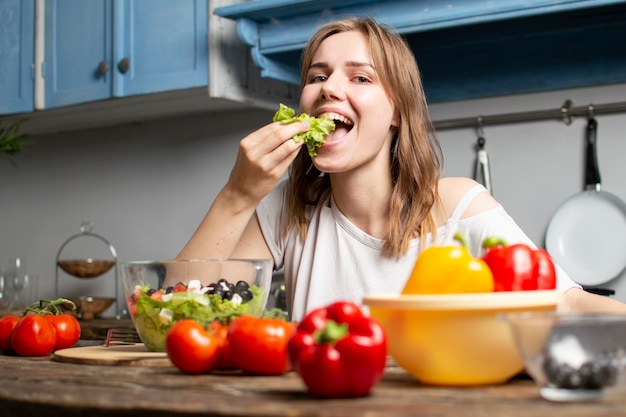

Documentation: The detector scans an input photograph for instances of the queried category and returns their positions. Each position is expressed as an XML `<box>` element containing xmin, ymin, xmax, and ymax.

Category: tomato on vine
<box><xmin>2</xmin><ymin>298</ymin><xmax>81</xmax><ymax>357</ymax></box>
<box><xmin>0</xmin><ymin>316</ymin><xmax>20</xmax><ymax>355</ymax></box>
<box><xmin>11</xmin><ymin>315</ymin><xmax>57</xmax><ymax>357</ymax></box>
<box><xmin>45</xmin><ymin>314</ymin><xmax>81</xmax><ymax>350</ymax></box>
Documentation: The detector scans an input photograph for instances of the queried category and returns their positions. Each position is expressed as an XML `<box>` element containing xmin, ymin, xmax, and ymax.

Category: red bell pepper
<box><xmin>287</xmin><ymin>301</ymin><xmax>387</xmax><ymax>398</ymax></box>
<box><xmin>481</xmin><ymin>237</ymin><xmax>557</xmax><ymax>291</ymax></box>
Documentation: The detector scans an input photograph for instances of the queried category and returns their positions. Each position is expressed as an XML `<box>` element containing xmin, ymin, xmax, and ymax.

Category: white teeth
<box><xmin>321</xmin><ymin>112</ymin><xmax>353</xmax><ymax>126</ymax></box>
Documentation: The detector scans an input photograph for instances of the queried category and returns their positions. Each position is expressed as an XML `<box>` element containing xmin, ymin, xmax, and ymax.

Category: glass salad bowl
<box><xmin>504</xmin><ymin>312</ymin><xmax>626</xmax><ymax>402</ymax></box>
<box><xmin>120</xmin><ymin>259</ymin><xmax>273</xmax><ymax>351</ymax></box>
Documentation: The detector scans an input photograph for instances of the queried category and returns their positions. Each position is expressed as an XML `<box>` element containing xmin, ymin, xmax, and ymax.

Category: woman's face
<box><xmin>299</xmin><ymin>31</ymin><xmax>398</xmax><ymax>174</ymax></box>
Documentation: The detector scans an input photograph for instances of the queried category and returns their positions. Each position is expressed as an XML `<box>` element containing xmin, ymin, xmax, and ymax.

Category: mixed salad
<box><xmin>128</xmin><ymin>278</ymin><xmax>265</xmax><ymax>351</ymax></box>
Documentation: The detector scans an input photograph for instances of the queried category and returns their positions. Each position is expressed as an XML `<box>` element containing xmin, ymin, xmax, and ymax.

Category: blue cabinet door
<box><xmin>113</xmin><ymin>0</ymin><xmax>208</xmax><ymax>97</ymax></box>
<box><xmin>44</xmin><ymin>0</ymin><xmax>207</xmax><ymax>108</ymax></box>
<box><xmin>0</xmin><ymin>0</ymin><xmax>35</xmax><ymax>115</ymax></box>
<box><xmin>44</xmin><ymin>0</ymin><xmax>112</xmax><ymax>108</ymax></box>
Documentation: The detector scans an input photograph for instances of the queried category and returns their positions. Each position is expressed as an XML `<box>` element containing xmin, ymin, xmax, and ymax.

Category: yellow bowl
<box><xmin>362</xmin><ymin>290</ymin><xmax>562</xmax><ymax>386</ymax></box>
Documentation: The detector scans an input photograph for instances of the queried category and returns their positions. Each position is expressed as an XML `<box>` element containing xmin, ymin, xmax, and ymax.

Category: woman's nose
<box><xmin>319</xmin><ymin>75</ymin><xmax>344</xmax><ymax>101</ymax></box>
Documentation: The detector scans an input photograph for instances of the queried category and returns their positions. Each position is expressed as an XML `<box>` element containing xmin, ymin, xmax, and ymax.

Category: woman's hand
<box><xmin>177</xmin><ymin>120</ymin><xmax>309</xmax><ymax>261</ymax></box>
<box><xmin>225</xmin><ymin>121</ymin><xmax>309</xmax><ymax>204</ymax></box>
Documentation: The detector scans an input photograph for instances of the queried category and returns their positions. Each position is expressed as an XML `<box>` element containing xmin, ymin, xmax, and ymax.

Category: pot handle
<box><xmin>585</xmin><ymin>117</ymin><xmax>602</xmax><ymax>191</ymax></box>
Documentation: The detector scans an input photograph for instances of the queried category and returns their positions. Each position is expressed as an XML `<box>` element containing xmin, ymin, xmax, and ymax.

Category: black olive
<box><xmin>238</xmin><ymin>289</ymin><xmax>253</xmax><ymax>302</ymax></box>
<box><xmin>213</xmin><ymin>286</ymin><xmax>226</xmax><ymax>298</ymax></box>
<box><xmin>165</xmin><ymin>286</ymin><xmax>174</xmax><ymax>294</ymax></box>
<box><xmin>221</xmin><ymin>287</ymin><xmax>233</xmax><ymax>300</ymax></box>
<box><xmin>205</xmin><ymin>283</ymin><xmax>216</xmax><ymax>295</ymax></box>
<box><xmin>235</xmin><ymin>280</ymin><xmax>250</xmax><ymax>291</ymax></box>
<box><xmin>542</xmin><ymin>354</ymin><xmax>619</xmax><ymax>389</ymax></box>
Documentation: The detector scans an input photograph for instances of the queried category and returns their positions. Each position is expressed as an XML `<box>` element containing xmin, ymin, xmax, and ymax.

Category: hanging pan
<box><xmin>545</xmin><ymin>115</ymin><xmax>626</xmax><ymax>286</ymax></box>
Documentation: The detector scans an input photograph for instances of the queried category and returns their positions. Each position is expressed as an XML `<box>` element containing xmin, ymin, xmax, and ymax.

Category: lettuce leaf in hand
<box><xmin>273</xmin><ymin>103</ymin><xmax>335</xmax><ymax>157</ymax></box>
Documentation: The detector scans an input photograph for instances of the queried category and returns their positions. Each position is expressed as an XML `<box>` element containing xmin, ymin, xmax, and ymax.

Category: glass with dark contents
<box><xmin>504</xmin><ymin>312</ymin><xmax>626</xmax><ymax>402</ymax></box>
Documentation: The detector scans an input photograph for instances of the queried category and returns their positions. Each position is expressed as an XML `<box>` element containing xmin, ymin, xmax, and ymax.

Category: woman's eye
<box><xmin>354</xmin><ymin>76</ymin><xmax>370</xmax><ymax>84</ymax></box>
<box><xmin>309</xmin><ymin>75</ymin><xmax>327</xmax><ymax>83</ymax></box>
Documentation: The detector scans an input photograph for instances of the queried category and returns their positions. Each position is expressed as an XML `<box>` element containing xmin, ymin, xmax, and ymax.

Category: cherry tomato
<box><xmin>0</xmin><ymin>316</ymin><xmax>20</xmax><ymax>355</ymax></box>
<box><xmin>166</xmin><ymin>319</ymin><xmax>219</xmax><ymax>375</ymax></box>
<box><xmin>45</xmin><ymin>314</ymin><xmax>81</xmax><ymax>350</ymax></box>
<box><xmin>149</xmin><ymin>291</ymin><xmax>164</xmax><ymax>301</ymax></box>
<box><xmin>11</xmin><ymin>314</ymin><xmax>57</xmax><ymax>357</ymax></box>
<box><xmin>127</xmin><ymin>288</ymin><xmax>143</xmax><ymax>318</ymax></box>
<box><xmin>227</xmin><ymin>315</ymin><xmax>296</xmax><ymax>375</ymax></box>
<box><xmin>173</xmin><ymin>283</ymin><xmax>187</xmax><ymax>293</ymax></box>
<box><xmin>210</xmin><ymin>321</ymin><xmax>237</xmax><ymax>371</ymax></box>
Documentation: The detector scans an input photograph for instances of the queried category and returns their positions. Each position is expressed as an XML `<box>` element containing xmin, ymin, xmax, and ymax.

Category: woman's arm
<box><xmin>560</xmin><ymin>287</ymin><xmax>626</xmax><ymax>313</ymax></box>
<box><xmin>176</xmin><ymin>120</ymin><xmax>308</xmax><ymax>260</ymax></box>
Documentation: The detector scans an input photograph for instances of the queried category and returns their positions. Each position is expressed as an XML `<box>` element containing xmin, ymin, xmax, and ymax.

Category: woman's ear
<box><xmin>391</xmin><ymin>110</ymin><xmax>400</xmax><ymax>128</ymax></box>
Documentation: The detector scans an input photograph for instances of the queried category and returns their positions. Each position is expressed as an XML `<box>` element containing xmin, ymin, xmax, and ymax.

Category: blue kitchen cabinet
<box><xmin>0</xmin><ymin>0</ymin><xmax>35</xmax><ymax>115</ymax></box>
<box><xmin>44</xmin><ymin>0</ymin><xmax>208</xmax><ymax>109</ymax></box>
<box><xmin>215</xmin><ymin>0</ymin><xmax>626</xmax><ymax>103</ymax></box>
<box><xmin>44</xmin><ymin>0</ymin><xmax>112</xmax><ymax>108</ymax></box>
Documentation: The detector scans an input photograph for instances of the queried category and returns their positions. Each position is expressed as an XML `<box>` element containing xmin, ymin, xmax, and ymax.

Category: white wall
<box><xmin>1</xmin><ymin>83</ymin><xmax>626</xmax><ymax>316</ymax></box>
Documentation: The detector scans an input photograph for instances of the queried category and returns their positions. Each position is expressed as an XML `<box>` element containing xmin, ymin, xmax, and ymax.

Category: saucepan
<box><xmin>545</xmin><ymin>117</ymin><xmax>626</xmax><ymax>287</ymax></box>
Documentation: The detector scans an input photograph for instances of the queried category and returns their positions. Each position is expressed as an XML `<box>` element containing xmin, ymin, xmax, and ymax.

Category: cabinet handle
<box><xmin>118</xmin><ymin>58</ymin><xmax>131</xmax><ymax>74</ymax></box>
<box><xmin>97</xmin><ymin>61</ymin><xmax>109</xmax><ymax>75</ymax></box>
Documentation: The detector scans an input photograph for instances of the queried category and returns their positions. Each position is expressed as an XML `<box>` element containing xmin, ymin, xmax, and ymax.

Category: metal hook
<box><xmin>560</xmin><ymin>99</ymin><xmax>574</xmax><ymax>125</ymax></box>
<box><xmin>476</xmin><ymin>116</ymin><xmax>485</xmax><ymax>143</ymax></box>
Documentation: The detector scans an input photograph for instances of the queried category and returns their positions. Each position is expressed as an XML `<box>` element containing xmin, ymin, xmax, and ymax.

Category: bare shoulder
<box><xmin>437</xmin><ymin>177</ymin><xmax>500</xmax><ymax>219</ymax></box>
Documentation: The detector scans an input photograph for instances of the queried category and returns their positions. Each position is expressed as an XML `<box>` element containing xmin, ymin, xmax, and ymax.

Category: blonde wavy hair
<box><xmin>284</xmin><ymin>16</ymin><xmax>443</xmax><ymax>257</ymax></box>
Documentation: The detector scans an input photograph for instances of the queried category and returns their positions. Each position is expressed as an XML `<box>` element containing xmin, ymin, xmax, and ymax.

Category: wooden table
<box><xmin>1</xmin><ymin>352</ymin><xmax>625</xmax><ymax>417</ymax></box>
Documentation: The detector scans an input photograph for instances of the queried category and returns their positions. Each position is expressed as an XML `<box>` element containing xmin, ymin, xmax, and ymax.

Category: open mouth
<box><xmin>320</xmin><ymin>112</ymin><xmax>354</xmax><ymax>140</ymax></box>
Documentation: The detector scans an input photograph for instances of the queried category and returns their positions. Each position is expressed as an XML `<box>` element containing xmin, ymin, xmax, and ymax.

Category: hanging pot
<box><xmin>545</xmin><ymin>117</ymin><xmax>626</xmax><ymax>286</ymax></box>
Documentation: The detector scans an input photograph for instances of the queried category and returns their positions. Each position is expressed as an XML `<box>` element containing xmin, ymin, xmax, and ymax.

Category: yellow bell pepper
<box><xmin>402</xmin><ymin>233</ymin><xmax>494</xmax><ymax>294</ymax></box>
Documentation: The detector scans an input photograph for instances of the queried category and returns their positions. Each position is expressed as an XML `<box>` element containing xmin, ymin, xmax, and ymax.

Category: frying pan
<box><xmin>545</xmin><ymin>117</ymin><xmax>626</xmax><ymax>286</ymax></box>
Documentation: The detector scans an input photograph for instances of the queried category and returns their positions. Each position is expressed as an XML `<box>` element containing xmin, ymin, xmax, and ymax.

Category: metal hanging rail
<box><xmin>433</xmin><ymin>100</ymin><xmax>626</xmax><ymax>131</ymax></box>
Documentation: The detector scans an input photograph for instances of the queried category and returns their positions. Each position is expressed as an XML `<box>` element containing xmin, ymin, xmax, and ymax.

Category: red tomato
<box><xmin>45</xmin><ymin>314</ymin><xmax>81</xmax><ymax>350</ymax></box>
<box><xmin>11</xmin><ymin>314</ymin><xmax>57</xmax><ymax>357</ymax></box>
<box><xmin>166</xmin><ymin>319</ymin><xmax>219</xmax><ymax>375</ymax></box>
<box><xmin>127</xmin><ymin>288</ymin><xmax>143</xmax><ymax>318</ymax></box>
<box><xmin>210</xmin><ymin>321</ymin><xmax>237</xmax><ymax>371</ymax></box>
<box><xmin>0</xmin><ymin>316</ymin><xmax>20</xmax><ymax>355</ymax></box>
<box><xmin>172</xmin><ymin>283</ymin><xmax>187</xmax><ymax>293</ymax></box>
<box><xmin>149</xmin><ymin>291</ymin><xmax>164</xmax><ymax>301</ymax></box>
<box><xmin>227</xmin><ymin>315</ymin><xmax>296</xmax><ymax>375</ymax></box>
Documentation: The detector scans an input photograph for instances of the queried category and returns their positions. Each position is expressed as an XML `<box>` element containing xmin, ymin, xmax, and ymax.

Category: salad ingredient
<box><xmin>0</xmin><ymin>316</ymin><xmax>20</xmax><ymax>355</ymax></box>
<box><xmin>481</xmin><ymin>237</ymin><xmax>557</xmax><ymax>291</ymax></box>
<box><xmin>227</xmin><ymin>315</ymin><xmax>296</xmax><ymax>375</ymax></box>
<box><xmin>11</xmin><ymin>315</ymin><xmax>57</xmax><ymax>357</ymax></box>
<box><xmin>45</xmin><ymin>314</ymin><xmax>81</xmax><ymax>350</ymax></box>
<box><xmin>129</xmin><ymin>279</ymin><xmax>264</xmax><ymax>352</ymax></box>
<box><xmin>3</xmin><ymin>298</ymin><xmax>81</xmax><ymax>356</ymax></box>
<box><xmin>402</xmin><ymin>232</ymin><xmax>494</xmax><ymax>294</ymax></box>
<box><xmin>273</xmin><ymin>103</ymin><xmax>336</xmax><ymax>157</ymax></box>
<box><xmin>166</xmin><ymin>319</ymin><xmax>219</xmax><ymax>375</ymax></box>
<box><xmin>210</xmin><ymin>320</ymin><xmax>237</xmax><ymax>370</ymax></box>
<box><xmin>288</xmin><ymin>301</ymin><xmax>387</xmax><ymax>398</ymax></box>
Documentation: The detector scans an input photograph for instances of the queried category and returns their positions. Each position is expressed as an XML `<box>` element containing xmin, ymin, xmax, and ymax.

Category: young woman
<box><xmin>178</xmin><ymin>17</ymin><xmax>625</xmax><ymax>321</ymax></box>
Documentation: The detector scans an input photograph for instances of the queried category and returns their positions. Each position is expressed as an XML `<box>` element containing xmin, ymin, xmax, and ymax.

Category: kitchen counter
<box><xmin>1</xmin><ymin>352</ymin><xmax>625</xmax><ymax>417</ymax></box>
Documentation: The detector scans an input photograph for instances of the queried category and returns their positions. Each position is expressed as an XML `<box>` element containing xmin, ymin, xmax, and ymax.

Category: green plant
<box><xmin>0</xmin><ymin>119</ymin><xmax>28</xmax><ymax>155</ymax></box>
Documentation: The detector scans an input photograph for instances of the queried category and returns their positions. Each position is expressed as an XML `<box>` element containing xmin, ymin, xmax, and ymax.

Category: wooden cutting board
<box><xmin>54</xmin><ymin>344</ymin><xmax>172</xmax><ymax>367</ymax></box>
